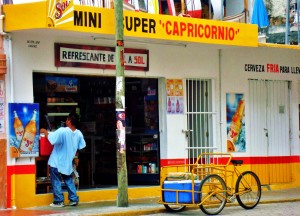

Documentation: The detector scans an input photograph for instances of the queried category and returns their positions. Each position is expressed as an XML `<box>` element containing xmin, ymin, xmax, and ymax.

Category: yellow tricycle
<box><xmin>159</xmin><ymin>153</ymin><xmax>261</xmax><ymax>215</ymax></box>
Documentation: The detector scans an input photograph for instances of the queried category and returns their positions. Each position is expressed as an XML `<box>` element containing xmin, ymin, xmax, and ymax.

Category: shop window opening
<box><xmin>33</xmin><ymin>73</ymin><xmax>160</xmax><ymax>194</ymax></box>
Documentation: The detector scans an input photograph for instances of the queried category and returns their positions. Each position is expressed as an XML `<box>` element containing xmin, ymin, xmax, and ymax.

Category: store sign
<box><xmin>4</xmin><ymin>1</ymin><xmax>258</xmax><ymax>47</ymax></box>
<box><xmin>55</xmin><ymin>43</ymin><xmax>149</xmax><ymax>71</ymax></box>
<box><xmin>245</xmin><ymin>63</ymin><xmax>300</xmax><ymax>74</ymax></box>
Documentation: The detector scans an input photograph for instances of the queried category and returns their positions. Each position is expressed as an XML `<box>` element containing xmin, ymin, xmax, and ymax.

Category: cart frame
<box><xmin>158</xmin><ymin>153</ymin><xmax>261</xmax><ymax>215</ymax></box>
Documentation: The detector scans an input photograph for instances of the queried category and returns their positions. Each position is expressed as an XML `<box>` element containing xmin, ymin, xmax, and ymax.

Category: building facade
<box><xmin>0</xmin><ymin>0</ymin><xmax>299</xmax><ymax>209</ymax></box>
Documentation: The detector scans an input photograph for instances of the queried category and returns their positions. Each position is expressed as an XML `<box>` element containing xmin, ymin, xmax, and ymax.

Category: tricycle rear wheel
<box><xmin>163</xmin><ymin>204</ymin><xmax>186</xmax><ymax>212</ymax></box>
<box><xmin>199</xmin><ymin>174</ymin><xmax>227</xmax><ymax>215</ymax></box>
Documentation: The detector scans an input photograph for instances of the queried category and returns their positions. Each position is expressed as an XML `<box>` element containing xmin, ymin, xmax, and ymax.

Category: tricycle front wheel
<box><xmin>164</xmin><ymin>204</ymin><xmax>186</xmax><ymax>212</ymax></box>
<box><xmin>235</xmin><ymin>171</ymin><xmax>261</xmax><ymax>209</ymax></box>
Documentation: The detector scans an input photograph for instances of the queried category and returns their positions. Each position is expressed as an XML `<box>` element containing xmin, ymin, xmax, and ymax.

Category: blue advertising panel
<box><xmin>45</xmin><ymin>76</ymin><xmax>78</xmax><ymax>93</ymax></box>
<box><xmin>9</xmin><ymin>103</ymin><xmax>39</xmax><ymax>158</ymax></box>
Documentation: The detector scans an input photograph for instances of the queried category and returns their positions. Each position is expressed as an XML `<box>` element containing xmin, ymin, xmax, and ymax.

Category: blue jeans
<box><xmin>49</xmin><ymin>166</ymin><xmax>79</xmax><ymax>203</ymax></box>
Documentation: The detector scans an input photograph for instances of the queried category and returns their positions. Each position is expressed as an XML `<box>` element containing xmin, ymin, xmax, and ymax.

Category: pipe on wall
<box><xmin>218</xmin><ymin>49</ymin><xmax>223</xmax><ymax>152</ymax></box>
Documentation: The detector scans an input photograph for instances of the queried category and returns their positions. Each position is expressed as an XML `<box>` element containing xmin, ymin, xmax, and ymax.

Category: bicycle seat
<box><xmin>231</xmin><ymin>159</ymin><xmax>243</xmax><ymax>165</ymax></box>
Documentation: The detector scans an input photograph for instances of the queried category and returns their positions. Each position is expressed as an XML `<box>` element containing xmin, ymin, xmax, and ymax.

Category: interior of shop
<box><xmin>33</xmin><ymin>73</ymin><xmax>160</xmax><ymax>193</ymax></box>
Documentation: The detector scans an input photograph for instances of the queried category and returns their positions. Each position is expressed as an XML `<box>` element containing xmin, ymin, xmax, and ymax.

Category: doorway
<box><xmin>249</xmin><ymin>79</ymin><xmax>292</xmax><ymax>185</ymax></box>
<box><xmin>185</xmin><ymin>79</ymin><xmax>215</xmax><ymax>163</ymax></box>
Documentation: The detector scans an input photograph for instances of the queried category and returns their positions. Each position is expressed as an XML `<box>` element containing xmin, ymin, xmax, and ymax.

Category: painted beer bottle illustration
<box><xmin>167</xmin><ymin>98</ymin><xmax>171</xmax><ymax>113</ymax></box>
<box><xmin>13</xmin><ymin>110</ymin><xmax>24</xmax><ymax>143</ymax></box>
<box><xmin>19</xmin><ymin>109</ymin><xmax>37</xmax><ymax>152</ymax></box>
<box><xmin>227</xmin><ymin>97</ymin><xmax>245</xmax><ymax>152</ymax></box>
<box><xmin>176</xmin><ymin>99</ymin><xmax>180</xmax><ymax>113</ymax></box>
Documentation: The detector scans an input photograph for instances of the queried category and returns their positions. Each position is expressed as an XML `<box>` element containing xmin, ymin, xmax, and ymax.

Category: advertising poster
<box><xmin>226</xmin><ymin>93</ymin><xmax>245</xmax><ymax>152</ymax></box>
<box><xmin>166</xmin><ymin>79</ymin><xmax>175</xmax><ymax>96</ymax></box>
<box><xmin>45</xmin><ymin>76</ymin><xmax>78</xmax><ymax>93</ymax></box>
<box><xmin>174</xmin><ymin>79</ymin><xmax>183</xmax><ymax>96</ymax></box>
<box><xmin>9</xmin><ymin>103</ymin><xmax>40</xmax><ymax>158</ymax></box>
<box><xmin>116</xmin><ymin>110</ymin><xmax>126</xmax><ymax>153</ymax></box>
<box><xmin>166</xmin><ymin>79</ymin><xmax>184</xmax><ymax>114</ymax></box>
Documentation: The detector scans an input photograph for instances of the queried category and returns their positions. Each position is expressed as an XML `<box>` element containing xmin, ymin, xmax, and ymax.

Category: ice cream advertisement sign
<box><xmin>9</xmin><ymin>103</ymin><xmax>40</xmax><ymax>158</ymax></box>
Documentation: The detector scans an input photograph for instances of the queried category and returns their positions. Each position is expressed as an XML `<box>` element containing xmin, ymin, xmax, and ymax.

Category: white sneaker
<box><xmin>67</xmin><ymin>201</ymin><xmax>78</xmax><ymax>206</ymax></box>
<box><xmin>49</xmin><ymin>202</ymin><xmax>64</xmax><ymax>207</ymax></box>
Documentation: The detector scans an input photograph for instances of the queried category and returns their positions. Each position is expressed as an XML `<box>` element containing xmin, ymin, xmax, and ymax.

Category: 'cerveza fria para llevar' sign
<box><xmin>245</xmin><ymin>63</ymin><xmax>300</xmax><ymax>74</ymax></box>
<box><xmin>55</xmin><ymin>43</ymin><xmax>149</xmax><ymax>71</ymax></box>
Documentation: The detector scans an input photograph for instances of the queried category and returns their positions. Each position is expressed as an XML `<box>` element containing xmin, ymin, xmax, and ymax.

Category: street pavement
<box><xmin>0</xmin><ymin>187</ymin><xmax>300</xmax><ymax>216</ymax></box>
<box><xmin>147</xmin><ymin>201</ymin><xmax>300</xmax><ymax>215</ymax></box>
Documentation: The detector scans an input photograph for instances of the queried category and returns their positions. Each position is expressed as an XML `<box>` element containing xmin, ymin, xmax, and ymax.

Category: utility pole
<box><xmin>297</xmin><ymin>0</ymin><xmax>300</xmax><ymax>45</ymax></box>
<box><xmin>114</xmin><ymin>0</ymin><xmax>128</xmax><ymax>207</ymax></box>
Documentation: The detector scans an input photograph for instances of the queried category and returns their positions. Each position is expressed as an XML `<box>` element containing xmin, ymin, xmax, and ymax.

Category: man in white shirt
<box><xmin>40</xmin><ymin>112</ymin><xmax>86</xmax><ymax>207</ymax></box>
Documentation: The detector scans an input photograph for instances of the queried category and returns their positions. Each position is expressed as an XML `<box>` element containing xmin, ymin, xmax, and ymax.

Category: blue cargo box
<box><xmin>163</xmin><ymin>180</ymin><xmax>201</xmax><ymax>203</ymax></box>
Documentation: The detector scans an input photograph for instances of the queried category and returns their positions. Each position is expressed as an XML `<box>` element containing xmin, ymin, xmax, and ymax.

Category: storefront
<box><xmin>2</xmin><ymin>1</ymin><xmax>300</xmax><ymax>209</ymax></box>
<box><xmin>35</xmin><ymin>73</ymin><xmax>160</xmax><ymax>191</ymax></box>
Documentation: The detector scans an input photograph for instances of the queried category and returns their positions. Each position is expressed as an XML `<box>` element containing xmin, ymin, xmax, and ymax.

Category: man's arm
<box><xmin>40</xmin><ymin>128</ymin><xmax>49</xmax><ymax>138</ymax></box>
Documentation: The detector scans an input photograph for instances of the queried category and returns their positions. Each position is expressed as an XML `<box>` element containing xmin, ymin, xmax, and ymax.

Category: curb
<box><xmin>99</xmin><ymin>208</ymin><xmax>166</xmax><ymax>216</ymax></box>
<box><xmin>260</xmin><ymin>198</ymin><xmax>300</xmax><ymax>204</ymax></box>
<box><xmin>82</xmin><ymin>198</ymin><xmax>300</xmax><ymax>216</ymax></box>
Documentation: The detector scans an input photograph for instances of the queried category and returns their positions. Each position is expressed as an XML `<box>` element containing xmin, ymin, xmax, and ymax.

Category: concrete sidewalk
<box><xmin>1</xmin><ymin>187</ymin><xmax>300</xmax><ymax>216</ymax></box>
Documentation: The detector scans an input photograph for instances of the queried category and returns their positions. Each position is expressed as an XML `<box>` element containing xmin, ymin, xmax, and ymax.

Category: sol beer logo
<box><xmin>55</xmin><ymin>0</ymin><xmax>71</xmax><ymax>19</ymax></box>
<box><xmin>47</xmin><ymin>0</ymin><xmax>73</xmax><ymax>28</ymax></box>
